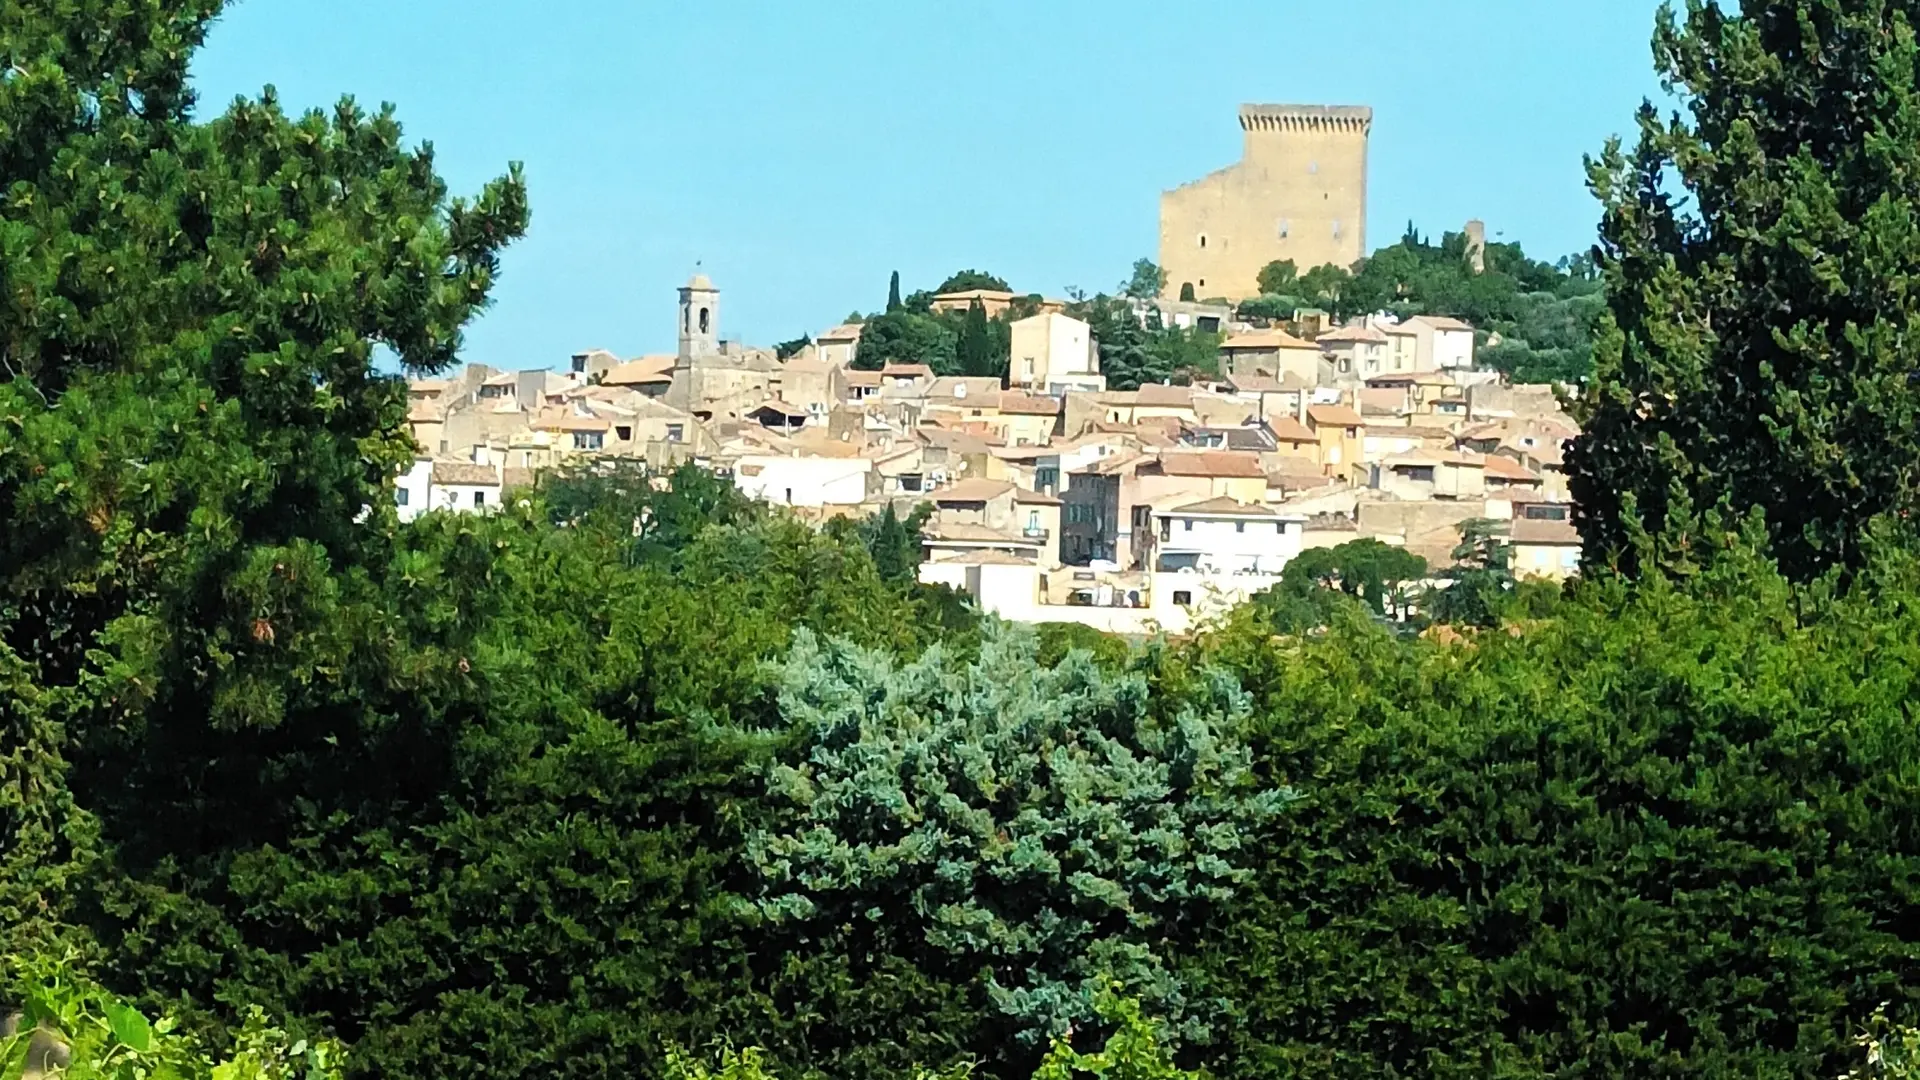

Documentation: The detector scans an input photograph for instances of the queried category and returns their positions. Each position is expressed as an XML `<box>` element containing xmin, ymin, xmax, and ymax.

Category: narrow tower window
<box><xmin>1198</xmin><ymin>234</ymin><xmax>1208</xmax><ymax>249</ymax></box>
<box><xmin>698</xmin><ymin>307</ymin><xmax>710</xmax><ymax>334</ymax></box>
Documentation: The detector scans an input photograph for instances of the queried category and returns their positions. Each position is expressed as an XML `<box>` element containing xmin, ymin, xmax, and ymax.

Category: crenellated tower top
<box><xmin>1237</xmin><ymin>104</ymin><xmax>1373</xmax><ymax>135</ymax></box>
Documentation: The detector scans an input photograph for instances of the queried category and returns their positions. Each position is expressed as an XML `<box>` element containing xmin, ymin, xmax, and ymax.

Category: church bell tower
<box><xmin>677</xmin><ymin>271</ymin><xmax>719</xmax><ymax>363</ymax></box>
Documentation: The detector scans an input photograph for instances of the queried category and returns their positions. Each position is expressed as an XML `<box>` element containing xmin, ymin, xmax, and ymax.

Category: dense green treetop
<box><xmin>1186</xmin><ymin>539</ymin><xmax>1920</xmax><ymax>1079</ymax></box>
<box><xmin>1123</xmin><ymin>260</ymin><xmax>1168</xmax><ymax>301</ymax></box>
<box><xmin>1254</xmin><ymin>260</ymin><xmax>1298</xmax><ymax>297</ymax></box>
<box><xmin>750</xmin><ymin>625</ymin><xmax>1289</xmax><ymax>1049</ymax></box>
<box><xmin>937</xmin><ymin>269</ymin><xmax>1013</xmax><ymax>293</ymax></box>
<box><xmin>0</xmin><ymin>0</ymin><xmax>527</xmax><ymax>954</ymax></box>
<box><xmin>1569</xmin><ymin>0</ymin><xmax>1920</xmax><ymax>581</ymax></box>
<box><xmin>1065</xmin><ymin>295</ymin><xmax>1220</xmax><ymax>390</ymax></box>
<box><xmin>1237</xmin><ymin>231</ymin><xmax>1602</xmax><ymax>385</ymax></box>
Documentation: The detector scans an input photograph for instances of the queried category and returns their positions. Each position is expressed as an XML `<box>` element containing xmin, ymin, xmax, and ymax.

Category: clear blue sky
<box><xmin>189</xmin><ymin>1</ymin><xmax>1664</xmax><ymax>370</ymax></box>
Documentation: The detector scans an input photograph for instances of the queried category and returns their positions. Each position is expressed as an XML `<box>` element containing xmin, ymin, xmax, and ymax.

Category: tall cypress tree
<box><xmin>1570</xmin><ymin>2</ymin><xmax>1920</xmax><ymax>579</ymax></box>
<box><xmin>887</xmin><ymin>269</ymin><xmax>902</xmax><ymax>312</ymax></box>
<box><xmin>958</xmin><ymin>298</ymin><xmax>995</xmax><ymax>378</ymax></box>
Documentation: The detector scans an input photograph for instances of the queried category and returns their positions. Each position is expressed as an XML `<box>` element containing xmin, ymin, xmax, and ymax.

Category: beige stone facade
<box><xmin>1160</xmin><ymin>104</ymin><xmax>1371</xmax><ymax>301</ymax></box>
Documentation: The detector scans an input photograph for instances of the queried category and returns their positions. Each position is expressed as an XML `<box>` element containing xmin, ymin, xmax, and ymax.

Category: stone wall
<box><xmin>1160</xmin><ymin>104</ymin><xmax>1371</xmax><ymax>301</ymax></box>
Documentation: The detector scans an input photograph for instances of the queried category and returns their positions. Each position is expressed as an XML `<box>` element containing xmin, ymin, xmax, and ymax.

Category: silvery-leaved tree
<box><xmin>1571</xmin><ymin>1</ymin><xmax>1920</xmax><ymax>579</ymax></box>
<box><xmin>748</xmin><ymin>624</ymin><xmax>1291</xmax><ymax>1054</ymax></box>
<box><xmin>0</xmin><ymin>0</ymin><xmax>527</xmax><ymax>950</ymax></box>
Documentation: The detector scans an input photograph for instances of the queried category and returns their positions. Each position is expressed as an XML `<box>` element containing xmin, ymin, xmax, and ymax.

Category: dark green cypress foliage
<box><xmin>958</xmin><ymin>299</ymin><xmax>997</xmax><ymax>378</ymax></box>
<box><xmin>1570</xmin><ymin>2</ymin><xmax>1920</xmax><ymax>579</ymax></box>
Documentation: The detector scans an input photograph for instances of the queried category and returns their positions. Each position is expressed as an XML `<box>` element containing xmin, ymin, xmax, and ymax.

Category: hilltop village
<box><xmin>403</xmin><ymin>263</ymin><xmax>1575</xmax><ymax>633</ymax></box>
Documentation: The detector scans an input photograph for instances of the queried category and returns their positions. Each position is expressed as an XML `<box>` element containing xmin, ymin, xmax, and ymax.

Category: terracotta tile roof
<box><xmin>926</xmin><ymin>522</ymin><xmax>1040</xmax><ymax>545</ymax></box>
<box><xmin>1166</xmin><ymin>496</ymin><xmax>1279</xmax><ymax>516</ymax></box>
<box><xmin>430</xmin><ymin>462</ymin><xmax>499</xmax><ymax>486</ymax></box>
<box><xmin>1135</xmin><ymin>384</ymin><xmax>1195</xmax><ymax>408</ymax></box>
<box><xmin>998</xmin><ymin>391</ymin><xmax>1062</xmax><ymax>415</ymax></box>
<box><xmin>1221</xmin><ymin>329</ymin><xmax>1319</xmax><ymax>350</ymax></box>
<box><xmin>530</xmin><ymin>407</ymin><xmax>611</xmax><ymax>433</ymax></box>
<box><xmin>1317</xmin><ymin>325</ymin><xmax>1390</xmax><ymax>344</ymax></box>
<box><xmin>1385</xmin><ymin>449</ymin><xmax>1481</xmax><ymax>468</ymax></box>
<box><xmin>1307</xmin><ymin>404</ymin><xmax>1366</xmax><ymax>428</ymax></box>
<box><xmin>932</xmin><ymin>478</ymin><xmax>1015</xmax><ymax>502</ymax></box>
<box><xmin>1013</xmin><ymin>486</ymin><xmax>1062</xmax><ymax>505</ymax></box>
<box><xmin>930</xmin><ymin>548</ymin><xmax>1038</xmax><ymax>565</ymax></box>
<box><xmin>1225</xmin><ymin>373</ymin><xmax>1284</xmax><ymax>393</ymax></box>
<box><xmin>845</xmin><ymin>369</ymin><xmax>883</xmax><ymax>387</ymax></box>
<box><xmin>881</xmin><ymin>362</ymin><xmax>934</xmax><ymax>379</ymax></box>
<box><xmin>602</xmin><ymin>356</ymin><xmax>676</xmax><ymax>386</ymax></box>
<box><xmin>816</xmin><ymin>322</ymin><xmax>865</xmax><ymax>343</ymax></box>
<box><xmin>1411</xmin><ymin>315</ymin><xmax>1476</xmax><ymax>333</ymax></box>
<box><xmin>1268</xmin><ymin>415</ymin><xmax>1317</xmax><ymax>442</ymax></box>
<box><xmin>409</xmin><ymin>379</ymin><xmax>450</xmax><ymax>394</ymax></box>
<box><xmin>928</xmin><ymin>376</ymin><xmax>1004</xmax><ymax>401</ymax></box>
<box><xmin>1482</xmin><ymin>454</ymin><xmax>1542</xmax><ymax>482</ymax></box>
<box><xmin>1154</xmin><ymin>451</ymin><xmax>1265</xmax><ymax>478</ymax></box>
<box><xmin>407</xmin><ymin>402</ymin><xmax>444</xmax><ymax>424</ymax></box>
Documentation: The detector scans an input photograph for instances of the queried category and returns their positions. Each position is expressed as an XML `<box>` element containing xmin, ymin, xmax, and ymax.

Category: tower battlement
<box><xmin>1237</xmin><ymin>104</ymin><xmax>1373</xmax><ymax>135</ymax></box>
<box><xmin>1160</xmin><ymin>103</ymin><xmax>1372</xmax><ymax>301</ymax></box>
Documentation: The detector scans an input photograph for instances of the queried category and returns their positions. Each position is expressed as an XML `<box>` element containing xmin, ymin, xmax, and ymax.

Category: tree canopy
<box><xmin>1124</xmin><ymin>259</ymin><xmax>1167</xmax><ymax>300</ymax></box>
<box><xmin>13</xmin><ymin>5</ymin><xmax>1920</xmax><ymax>1080</ymax></box>
<box><xmin>1568</xmin><ymin>1</ymin><xmax>1920</xmax><ymax>581</ymax></box>
<box><xmin>936</xmin><ymin>269</ymin><xmax>1012</xmax><ymax>294</ymax></box>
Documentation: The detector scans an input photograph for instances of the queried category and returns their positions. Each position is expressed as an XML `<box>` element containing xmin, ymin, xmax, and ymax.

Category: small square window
<box><xmin>1173</xmin><ymin>590</ymin><xmax>1193</xmax><ymax>607</ymax></box>
<box><xmin>395</xmin><ymin>488</ymin><xmax>410</xmax><ymax>507</ymax></box>
<box><xmin>1235</xmin><ymin>521</ymin><xmax>1245</xmax><ymax>533</ymax></box>
<box><xmin>472</xmin><ymin>491</ymin><xmax>486</xmax><ymax>507</ymax></box>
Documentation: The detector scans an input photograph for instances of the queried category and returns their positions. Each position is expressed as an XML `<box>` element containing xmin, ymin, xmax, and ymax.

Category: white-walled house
<box><xmin>428</xmin><ymin>461</ymin><xmax>503</xmax><ymax>513</ymax></box>
<box><xmin>733</xmin><ymin>455</ymin><xmax>874</xmax><ymax>508</ymax></box>
<box><xmin>1146</xmin><ymin>496</ymin><xmax>1305</xmax><ymax>576</ymax></box>
<box><xmin>1145</xmin><ymin>496</ymin><xmax>1306</xmax><ymax>630</ymax></box>
<box><xmin>815</xmin><ymin>323</ymin><xmax>863</xmax><ymax>368</ymax></box>
<box><xmin>396</xmin><ymin>457</ymin><xmax>433</xmax><ymax>522</ymax></box>
<box><xmin>1009</xmin><ymin>312</ymin><xmax>1105</xmax><ymax>395</ymax></box>
<box><xmin>1406</xmin><ymin>315</ymin><xmax>1477</xmax><ymax>370</ymax></box>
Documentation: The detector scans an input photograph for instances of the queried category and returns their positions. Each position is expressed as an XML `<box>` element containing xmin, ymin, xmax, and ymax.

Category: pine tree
<box><xmin>0</xmin><ymin>0</ymin><xmax>527</xmax><ymax>952</ymax></box>
<box><xmin>887</xmin><ymin>269</ymin><xmax>902</xmax><ymax>312</ymax></box>
<box><xmin>1570</xmin><ymin>2</ymin><xmax>1920</xmax><ymax>579</ymax></box>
